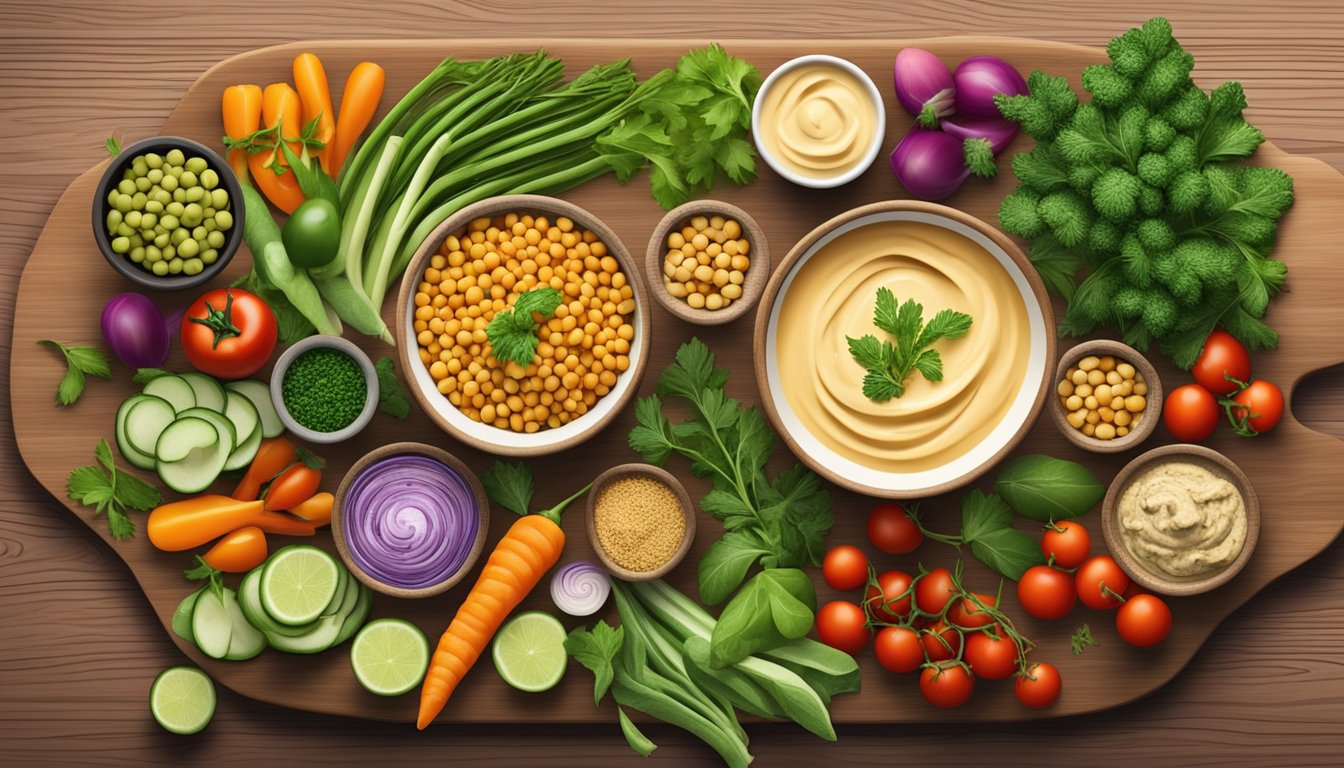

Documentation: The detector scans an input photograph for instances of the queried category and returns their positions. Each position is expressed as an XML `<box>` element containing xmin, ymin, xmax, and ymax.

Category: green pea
<box><xmin>153</xmin><ymin>189</ymin><xmax>172</xmax><ymax>206</ymax></box>
<box><xmin>122</xmin><ymin>169</ymin><xmax>136</xmax><ymax>182</ymax></box>
<box><xmin>130</xmin><ymin>247</ymin><xmax>146</xmax><ymax>264</ymax></box>
<box><xmin>117</xmin><ymin>179</ymin><xmax>136</xmax><ymax>195</ymax></box>
<box><xmin>201</xmin><ymin>169</ymin><xmax>219</xmax><ymax>190</ymax></box>
<box><xmin>114</xmin><ymin>194</ymin><xmax>134</xmax><ymax>212</ymax></box>
<box><xmin>129</xmin><ymin>234</ymin><xmax>144</xmax><ymax>248</ymax></box>
<box><xmin>107</xmin><ymin>190</ymin><xmax>119</xmax><ymax>206</ymax></box>
<box><xmin>206</xmin><ymin>230</ymin><xmax>226</xmax><ymax>249</ymax></box>
<box><xmin>162</xmin><ymin>244</ymin><xmax>176</xmax><ymax>260</ymax></box>
<box><xmin>203</xmin><ymin>218</ymin><xmax>218</xmax><ymax>232</ymax></box>
<box><xmin>131</xmin><ymin>192</ymin><xmax>148</xmax><ymax>209</ymax></box>
<box><xmin>171</xmin><ymin>228</ymin><xmax>190</xmax><ymax>245</ymax></box>
<box><xmin>214</xmin><ymin>210</ymin><xmax>233</xmax><ymax>230</ymax></box>
<box><xmin>147</xmin><ymin>168</ymin><xmax>164</xmax><ymax>184</ymax></box>
<box><xmin>153</xmin><ymin>233</ymin><xmax>170</xmax><ymax>249</ymax></box>
<box><xmin>183</xmin><ymin>203</ymin><xmax>203</xmax><ymax>226</ymax></box>
<box><xmin>178</xmin><ymin>238</ymin><xmax>200</xmax><ymax>258</ymax></box>
<box><xmin>202</xmin><ymin>207</ymin><xmax>215</xmax><ymax>218</ymax></box>
<box><xmin>185</xmin><ymin>156</ymin><xmax>208</xmax><ymax>174</ymax></box>
<box><xmin>161</xmin><ymin>174</ymin><xmax>178</xmax><ymax>192</ymax></box>
<box><xmin>168</xmin><ymin>257</ymin><xmax>184</xmax><ymax>274</ymax></box>
<box><xmin>134</xmin><ymin>176</ymin><xmax>152</xmax><ymax>192</ymax></box>
<box><xmin>116</xmin><ymin>223</ymin><xmax>135</xmax><ymax>238</ymax></box>
<box><xmin>141</xmin><ymin>212</ymin><xmax>158</xmax><ymax>228</ymax></box>
<box><xmin>145</xmin><ymin>245</ymin><xmax>162</xmax><ymax>262</ymax></box>
<box><xmin>151</xmin><ymin>260</ymin><xmax>169</xmax><ymax>276</ymax></box>
<box><xmin>172</xmin><ymin>188</ymin><xmax>186</xmax><ymax>204</ymax></box>
<box><xmin>153</xmin><ymin>224</ymin><xmax>167</xmax><ymax>237</ymax></box>
<box><xmin>192</xmin><ymin>225</ymin><xmax>207</xmax><ymax>241</ymax></box>
<box><xmin>160</xmin><ymin>214</ymin><xmax>179</xmax><ymax>230</ymax></box>
<box><xmin>111</xmin><ymin>236</ymin><xmax>130</xmax><ymax>254</ymax></box>
<box><xmin>184</xmin><ymin>186</ymin><xmax>205</xmax><ymax>203</ymax></box>
<box><xmin>165</xmin><ymin>149</ymin><xmax>184</xmax><ymax>166</ymax></box>
<box><xmin>132</xmin><ymin>157</ymin><xmax>148</xmax><ymax>176</ymax></box>
<box><xmin>144</xmin><ymin>200</ymin><xmax>163</xmax><ymax>214</ymax></box>
<box><xmin>106</xmin><ymin>210</ymin><xmax>123</xmax><ymax>231</ymax></box>
<box><xmin>122</xmin><ymin>210</ymin><xmax>139</xmax><ymax>229</ymax></box>
<box><xmin>210</xmin><ymin>189</ymin><xmax>229</xmax><ymax>209</ymax></box>
<box><xmin>167</xmin><ymin>165</ymin><xmax>183</xmax><ymax>179</ymax></box>
<box><xmin>145</xmin><ymin>153</ymin><xmax>163</xmax><ymax>169</ymax></box>
<box><xmin>183</xmin><ymin>258</ymin><xmax>204</xmax><ymax>276</ymax></box>
<box><xmin>180</xmin><ymin>170</ymin><xmax>197</xmax><ymax>188</ymax></box>
<box><xmin>140</xmin><ymin>228</ymin><xmax>155</xmax><ymax>240</ymax></box>
<box><xmin>201</xmin><ymin>248</ymin><xmax>218</xmax><ymax>265</ymax></box>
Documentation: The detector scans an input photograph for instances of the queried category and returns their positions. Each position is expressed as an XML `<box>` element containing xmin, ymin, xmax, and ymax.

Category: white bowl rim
<box><xmin>270</xmin><ymin>334</ymin><xmax>379</xmax><ymax>445</ymax></box>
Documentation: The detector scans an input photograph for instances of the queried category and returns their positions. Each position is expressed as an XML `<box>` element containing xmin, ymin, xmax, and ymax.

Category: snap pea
<box><xmin>239</xmin><ymin>184</ymin><xmax>340</xmax><ymax>336</ymax></box>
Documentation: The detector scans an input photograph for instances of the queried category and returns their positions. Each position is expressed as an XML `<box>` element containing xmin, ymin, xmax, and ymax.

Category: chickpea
<box><xmin>1058</xmin><ymin>354</ymin><xmax>1148</xmax><ymax>441</ymax></box>
<box><xmin>661</xmin><ymin>214</ymin><xmax>753</xmax><ymax>310</ymax></box>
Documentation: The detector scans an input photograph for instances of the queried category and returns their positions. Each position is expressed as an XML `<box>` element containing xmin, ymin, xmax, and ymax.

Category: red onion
<box><xmin>101</xmin><ymin>292</ymin><xmax>170</xmax><ymax>368</ymax></box>
<box><xmin>952</xmin><ymin>56</ymin><xmax>1028</xmax><ymax>119</ymax></box>
<box><xmin>941</xmin><ymin>116</ymin><xmax>1020</xmax><ymax>155</ymax></box>
<box><xmin>893</xmin><ymin>47</ymin><xmax>955</xmax><ymax>127</ymax></box>
<box><xmin>891</xmin><ymin>127</ymin><xmax>971</xmax><ymax>201</ymax></box>
<box><xmin>342</xmin><ymin>455</ymin><xmax>481</xmax><ymax>590</ymax></box>
<box><xmin>550</xmin><ymin>561</ymin><xmax>611</xmax><ymax>616</ymax></box>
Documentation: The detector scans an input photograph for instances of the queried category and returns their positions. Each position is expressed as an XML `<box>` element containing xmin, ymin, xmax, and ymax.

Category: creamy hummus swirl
<box><xmin>775</xmin><ymin>220</ymin><xmax>1030</xmax><ymax>472</ymax></box>
<box><xmin>757</xmin><ymin>63</ymin><xmax>877</xmax><ymax>180</ymax></box>
<box><xmin>1118</xmin><ymin>460</ymin><xmax>1247</xmax><ymax>578</ymax></box>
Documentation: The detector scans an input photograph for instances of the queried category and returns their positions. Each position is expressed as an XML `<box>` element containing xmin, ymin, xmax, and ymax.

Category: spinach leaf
<box><xmin>564</xmin><ymin>621</ymin><xmax>624</xmax><ymax>706</ymax></box>
<box><xmin>996</xmin><ymin>455</ymin><xmax>1106</xmax><ymax>521</ymax></box>
<box><xmin>709</xmin><ymin>568</ymin><xmax>816</xmax><ymax>669</ymax></box>
<box><xmin>969</xmin><ymin>527</ymin><xmax>1045</xmax><ymax>580</ymax></box>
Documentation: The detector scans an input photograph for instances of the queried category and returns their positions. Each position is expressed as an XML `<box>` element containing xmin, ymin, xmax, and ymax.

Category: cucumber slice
<box><xmin>222</xmin><ymin>392</ymin><xmax>262</xmax><ymax>472</ymax></box>
<box><xmin>319</xmin><ymin>563</ymin><xmax>350</xmax><ymax>618</ymax></box>
<box><xmin>125</xmin><ymin>395</ymin><xmax>178</xmax><ymax>458</ymax></box>
<box><xmin>225</xmin><ymin>379</ymin><xmax>283</xmax><ymax>438</ymax></box>
<box><xmin>334</xmin><ymin>584</ymin><xmax>373</xmax><ymax>646</ymax></box>
<box><xmin>177</xmin><ymin>408</ymin><xmax>237</xmax><ymax>457</ymax></box>
<box><xmin>178</xmin><ymin>372</ymin><xmax>228</xmax><ymax>413</ymax></box>
<box><xmin>156</xmin><ymin>418</ymin><xmax>230</xmax><ymax>495</ymax></box>
<box><xmin>143</xmin><ymin>375</ymin><xmax>196</xmax><ymax>414</ymax></box>
<box><xmin>115</xmin><ymin>394</ymin><xmax>159</xmax><ymax>471</ymax></box>
<box><xmin>154</xmin><ymin>417</ymin><xmax>218</xmax><ymax>463</ymax></box>
<box><xmin>225</xmin><ymin>423</ymin><xmax>263</xmax><ymax>473</ymax></box>
<box><xmin>172</xmin><ymin>589</ymin><xmax>202</xmax><ymax>645</ymax></box>
<box><xmin>238</xmin><ymin>569</ymin><xmax>319</xmax><ymax>638</ymax></box>
<box><xmin>223</xmin><ymin>588</ymin><xmax>266</xmax><ymax>661</ymax></box>
<box><xmin>191</xmin><ymin>589</ymin><xmax>233</xmax><ymax>660</ymax></box>
<box><xmin>264</xmin><ymin>614</ymin><xmax>344</xmax><ymax>655</ymax></box>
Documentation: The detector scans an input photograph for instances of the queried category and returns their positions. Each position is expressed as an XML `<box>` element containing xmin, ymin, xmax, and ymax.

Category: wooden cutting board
<box><xmin>11</xmin><ymin>38</ymin><xmax>1344</xmax><ymax>726</ymax></box>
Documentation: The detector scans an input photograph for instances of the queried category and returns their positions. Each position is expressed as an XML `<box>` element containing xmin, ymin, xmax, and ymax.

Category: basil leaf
<box><xmin>996</xmin><ymin>454</ymin><xmax>1105</xmax><ymax>521</ymax></box>
<box><xmin>970</xmin><ymin>527</ymin><xmax>1045</xmax><ymax>580</ymax></box>
<box><xmin>709</xmin><ymin>568</ymin><xmax>816</xmax><ymax>668</ymax></box>
<box><xmin>960</xmin><ymin>490</ymin><xmax>1013</xmax><ymax>542</ymax></box>
<box><xmin>697</xmin><ymin>533</ymin><xmax>768</xmax><ymax>606</ymax></box>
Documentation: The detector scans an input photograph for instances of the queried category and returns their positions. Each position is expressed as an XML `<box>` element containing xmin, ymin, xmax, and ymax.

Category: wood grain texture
<box><xmin>2</xmin><ymin>1</ymin><xmax>1343</xmax><ymax>765</ymax></box>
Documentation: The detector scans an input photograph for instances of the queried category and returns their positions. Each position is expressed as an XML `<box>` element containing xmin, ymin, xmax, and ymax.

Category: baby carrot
<box><xmin>221</xmin><ymin>84</ymin><xmax>262</xmax><ymax>184</ymax></box>
<box><xmin>232</xmin><ymin>437</ymin><xmax>297</xmax><ymax>501</ymax></box>
<box><xmin>292</xmin><ymin>52</ymin><xmax>336</xmax><ymax>171</ymax></box>
<box><xmin>329</xmin><ymin>61</ymin><xmax>384</xmax><ymax>179</ymax></box>
<box><xmin>251</xmin><ymin>83</ymin><xmax>305</xmax><ymax>213</ymax></box>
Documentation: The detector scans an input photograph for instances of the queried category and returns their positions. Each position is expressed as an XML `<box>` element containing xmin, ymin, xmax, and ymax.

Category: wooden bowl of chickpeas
<box><xmin>395</xmin><ymin>194</ymin><xmax>651</xmax><ymax>457</ymax></box>
<box><xmin>1049</xmin><ymin>339</ymin><xmax>1163</xmax><ymax>453</ymax></box>
<box><xmin>644</xmin><ymin>200</ymin><xmax>768</xmax><ymax>325</ymax></box>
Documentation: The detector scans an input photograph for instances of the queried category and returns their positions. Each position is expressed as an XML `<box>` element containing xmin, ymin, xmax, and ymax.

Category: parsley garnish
<box><xmin>845</xmin><ymin>287</ymin><xmax>972</xmax><ymax>402</ymax></box>
<box><xmin>374</xmin><ymin>356</ymin><xmax>411</xmax><ymax>419</ymax></box>
<box><xmin>66</xmin><ymin>439</ymin><xmax>161</xmax><ymax>540</ymax></box>
<box><xmin>38</xmin><ymin>339</ymin><xmax>111</xmax><ymax>406</ymax></box>
<box><xmin>105</xmin><ymin>134</ymin><xmax>122</xmax><ymax>157</ymax></box>
<box><xmin>486</xmin><ymin>287</ymin><xmax>562</xmax><ymax>367</ymax></box>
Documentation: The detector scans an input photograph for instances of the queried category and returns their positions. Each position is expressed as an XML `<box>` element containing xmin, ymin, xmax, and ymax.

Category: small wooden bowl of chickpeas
<box><xmin>1049</xmin><ymin>339</ymin><xmax>1163</xmax><ymax>453</ymax></box>
<box><xmin>644</xmin><ymin>200</ymin><xmax>768</xmax><ymax>325</ymax></box>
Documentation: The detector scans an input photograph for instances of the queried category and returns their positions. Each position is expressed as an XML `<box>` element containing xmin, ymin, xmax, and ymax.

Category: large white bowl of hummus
<box><xmin>754</xmin><ymin>201</ymin><xmax>1054</xmax><ymax>497</ymax></box>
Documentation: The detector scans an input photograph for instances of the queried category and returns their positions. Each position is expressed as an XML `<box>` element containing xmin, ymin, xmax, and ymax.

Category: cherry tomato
<box><xmin>181</xmin><ymin>288</ymin><xmax>278</xmax><ymax>380</ymax></box>
<box><xmin>822</xmin><ymin>545</ymin><xmax>869</xmax><ymax>591</ymax></box>
<box><xmin>1116</xmin><ymin>594</ymin><xmax>1173</xmax><ymax>647</ymax></box>
<box><xmin>816</xmin><ymin>601</ymin><xmax>871</xmax><ymax>655</ymax></box>
<box><xmin>866</xmin><ymin>502</ymin><xmax>923</xmax><ymax>554</ymax></box>
<box><xmin>874</xmin><ymin>626</ymin><xmax>924</xmax><ymax>673</ymax></box>
<box><xmin>200</xmin><ymin>525</ymin><xmax>268</xmax><ymax>573</ymax></box>
<box><xmin>920</xmin><ymin>620</ymin><xmax>963</xmax><ymax>662</ymax></box>
<box><xmin>1075</xmin><ymin>555</ymin><xmax>1130</xmax><ymax>611</ymax></box>
<box><xmin>1164</xmin><ymin>384</ymin><xmax>1221</xmax><ymax>442</ymax></box>
<box><xmin>914</xmin><ymin>568</ymin><xmax>957</xmax><ymax>616</ymax></box>
<box><xmin>263</xmin><ymin>463</ymin><xmax>323</xmax><ymax>512</ymax></box>
<box><xmin>947</xmin><ymin>593</ymin><xmax>997</xmax><ymax>629</ymax></box>
<box><xmin>864</xmin><ymin>570</ymin><xmax>913</xmax><ymax>623</ymax></box>
<box><xmin>964</xmin><ymin>632</ymin><xmax>1019</xmax><ymax>681</ymax></box>
<box><xmin>1229</xmin><ymin>379</ymin><xmax>1284</xmax><ymax>435</ymax></box>
<box><xmin>1040</xmin><ymin>520</ymin><xmax>1091</xmax><ymax>569</ymax></box>
<box><xmin>1192</xmin><ymin>330</ymin><xmax>1252</xmax><ymax>395</ymax></box>
<box><xmin>1016</xmin><ymin>565</ymin><xmax>1076</xmax><ymax>620</ymax></box>
<box><xmin>1015</xmin><ymin>662</ymin><xmax>1061</xmax><ymax>709</ymax></box>
<box><xmin>919</xmin><ymin>663</ymin><xmax>975</xmax><ymax>709</ymax></box>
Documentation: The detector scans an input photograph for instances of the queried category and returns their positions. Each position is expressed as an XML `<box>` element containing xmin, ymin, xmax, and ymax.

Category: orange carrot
<box><xmin>232</xmin><ymin>437</ymin><xmax>297</xmax><ymax>501</ymax></box>
<box><xmin>263</xmin><ymin>463</ymin><xmax>323</xmax><ymax>512</ymax></box>
<box><xmin>292</xmin><ymin>52</ymin><xmax>336</xmax><ymax>172</ymax></box>
<box><xmin>250</xmin><ymin>83</ymin><xmax>305</xmax><ymax>213</ymax></box>
<box><xmin>221</xmin><ymin>84</ymin><xmax>262</xmax><ymax>183</ymax></box>
<box><xmin>329</xmin><ymin>61</ymin><xmax>385</xmax><ymax>179</ymax></box>
<box><xmin>148</xmin><ymin>496</ymin><xmax>266</xmax><ymax>551</ymax></box>
<box><xmin>201</xmin><ymin>526</ymin><xmax>268</xmax><ymax>573</ymax></box>
<box><xmin>287</xmin><ymin>492</ymin><xmax>334</xmax><ymax>526</ymax></box>
<box><xmin>252</xmin><ymin>511</ymin><xmax>318</xmax><ymax>537</ymax></box>
<box><xmin>417</xmin><ymin>472</ymin><xmax>589</xmax><ymax>729</ymax></box>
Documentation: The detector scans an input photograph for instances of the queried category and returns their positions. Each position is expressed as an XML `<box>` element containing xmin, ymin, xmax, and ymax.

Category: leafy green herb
<box><xmin>995</xmin><ymin>455</ymin><xmax>1105</xmax><ymax>521</ymax></box>
<box><xmin>486</xmin><ymin>287</ymin><xmax>562</xmax><ymax>366</ymax></box>
<box><xmin>960</xmin><ymin>491</ymin><xmax>1044</xmax><ymax>580</ymax></box>
<box><xmin>564</xmin><ymin>621</ymin><xmax>624</xmax><ymax>706</ymax></box>
<box><xmin>845</xmin><ymin>287</ymin><xmax>972</xmax><ymax>402</ymax></box>
<box><xmin>232</xmin><ymin>268</ymin><xmax>316</xmax><ymax>344</ymax></box>
<box><xmin>184</xmin><ymin>555</ymin><xmax>222</xmax><ymax>582</ymax></box>
<box><xmin>709</xmin><ymin>569</ymin><xmax>816</xmax><ymax>669</ymax></box>
<box><xmin>66</xmin><ymin>439</ymin><xmax>161</xmax><ymax>540</ymax></box>
<box><xmin>1072</xmin><ymin>623</ymin><xmax>1100</xmax><ymax>655</ymax></box>
<box><xmin>628</xmin><ymin>339</ymin><xmax>833</xmax><ymax>605</ymax></box>
<box><xmin>131</xmin><ymin>367</ymin><xmax>172</xmax><ymax>384</ymax></box>
<box><xmin>373</xmin><ymin>357</ymin><xmax>411</xmax><ymax>419</ymax></box>
<box><xmin>480</xmin><ymin>460</ymin><xmax>535</xmax><ymax>518</ymax></box>
<box><xmin>995</xmin><ymin>17</ymin><xmax>1295</xmax><ymax>367</ymax></box>
<box><xmin>105</xmin><ymin>135</ymin><xmax>122</xmax><ymax>157</ymax></box>
<box><xmin>38</xmin><ymin>340</ymin><xmax>111</xmax><ymax>406</ymax></box>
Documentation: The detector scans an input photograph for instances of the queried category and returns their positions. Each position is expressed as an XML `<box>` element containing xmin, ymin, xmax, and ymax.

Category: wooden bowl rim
<box><xmin>750</xmin><ymin>199</ymin><xmax>1056</xmax><ymax>499</ymax></box>
<box><xmin>331</xmin><ymin>441</ymin><xmax>492</xmax><ymax>599</ymax></box>
<box><xmin>1101</xmin><ymin>443</ymin><xmax>1261</xmax><ymax>596</ymax></box>
<box><xmin>584</xmin><ymin>463</ymin><xmax>696</xmax><ymax>582</ymax></box>
<box><xmin>1047</xmin><ymin>339</ymin><xmax>1165</xmax><ymax>454</ymax></box>
<box><xmin>643</xmin><ymin>199</ymin><xmax>770</xmax><ymax>326</ymax></box>
<box><xmin>393</xmin><ymin>194</ymin><xmax>652</xmax><ymax>457</ymax></box>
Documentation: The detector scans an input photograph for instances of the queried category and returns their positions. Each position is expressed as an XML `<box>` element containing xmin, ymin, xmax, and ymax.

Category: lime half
<box><xmin>260</xmin><ymin>545</ymin><xmax>341</xmax><ymax>626</ymax></box>
<box><xmin>150</xmin><ymin>666</ymin><xmax>216</xmax><ymax>735</ymax></box>
<box><xmin>351</xmin><ymin>619</ymin><xmax>431</xmax><ymax>696</ymax></box>
<box><xmin>492</xmin><ymin>611</ymin><xmax>568</xmax><ymax>693</ymax></box>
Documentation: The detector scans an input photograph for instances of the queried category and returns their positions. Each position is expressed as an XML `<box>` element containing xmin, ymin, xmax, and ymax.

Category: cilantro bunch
<box><xmin>485</xmin><ymin>286</ymin><xmax>562</xmax><ymax>366</ymax></box>
<box><xmin>846</xmin><ymin>287</ymin><xmax>972</xmax><ymax>402</ymax></box>
<box><xmin>995</xmin><ymin>17</ymin><xmax>1295</xmax><ymax>368</ymax></box>
<box><xmin>67</xmin><ymin>439</ymin><xmax>160</xmax><ymax>540</ymax></box>
<box><xmin>629</xmin><ymin>339</ymin><xmax>833</xmax><ymax>605</ymax></box>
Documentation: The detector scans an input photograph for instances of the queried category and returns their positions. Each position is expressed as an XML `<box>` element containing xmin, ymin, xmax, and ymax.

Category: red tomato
<box><xmin>914</xmin><ymin>568</ymin><xmax>957</xmax><ymax>616</ymax></box>
<box><xmin>866</xmin><ymin>502</ymin><xmax>923</xmax><ymax>554</ymax></box>
<box><xmin>1075</xmin><ymin>556</ymin><xmax>1130</xmax><ymax>611</ymax></box>
<box><xmin>874</xmin><ymin>626</ymin><xmax>924</xmax><ymax>674</ymax></box>
<box><xmin>1191</xmin><ymin>330</ymin><xmax>1252</xmax><ymax>395</ymax></box>
<box><xmin>1164</xmin><ymin>384</ymin><xmax>1220</xmax><ymax>442</ymax></box>
<box><xmin>919</xmin><ymin>663</ymin><xmax>975</xmax><ymax>709</ymax></box>
<box><xmin>1040</xmin><ymin>520</ymin><xmax>1091</xmax><ymax>569</ymax></box>
<box><xmin>1016</xmin><ymin>565</ymin><xmax>1076</xmax><ymax>621</ymax></box>
<box><xmin>1015</xmin><ymin>662</ymin><xmax>1061</xmax><ymax>709</ymax></box>
<box><xmin>1116</xmin><ymin>594</ymin><xmax>1173</xmax><ymax>647</ymax></box>
<box><xmin>816</xmin><ymin>601</ymin><xmax>871</xmax><ymax>655</ymax></box>
<box><xmin>920</xmin><ymin>620</ymin><xmax>962</xmax><ymax>662</ymax></box>
<box><xmin>1229</xmin><ymin>380</ymin><xmax>1284</xmax><ymax>435</ymax></box>
<box><xmin>181</xmin><ymin>288</ymin><xmax>278</xmax><ymax>379</ymax></box>
<box><xmin>822</xmin><ymin>545</ymin><xmax>869</xmax><ymax>591</ymax></box>
<box><xmin>964</xmin><ymin>632</ymin><xmax>1019</xmax><ymax>681</ymax></box>
<box><xmin>864</xmin><ymin>570</ymin><xmax>913</xmax><ymax>623</ymax></box>
<box><xmin>947</xmin><ymin>593</ymin><xmax>997</xmax><ymax>629</ymax></box>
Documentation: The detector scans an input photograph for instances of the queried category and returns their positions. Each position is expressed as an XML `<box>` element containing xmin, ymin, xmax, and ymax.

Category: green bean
<box><xmin>239</xmin><ymin>184</ymin><xmax>341</xmax><ymax>336</ymax></box>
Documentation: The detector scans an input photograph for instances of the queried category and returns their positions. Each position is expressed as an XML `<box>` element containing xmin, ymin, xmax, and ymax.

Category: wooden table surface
<box><xmin>3</xmin><ymin>1</ymin><xmax>1342</xmax><ymax>764</ymax></box>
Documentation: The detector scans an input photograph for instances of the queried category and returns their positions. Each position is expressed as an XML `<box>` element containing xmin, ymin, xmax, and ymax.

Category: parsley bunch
<box><xmin>38</xmin><ymin>339</ymin><xmax>110</xmax><ymax>406</ymax></box>
<box><xmin>846</xmin><ymin>287</ymin><xmax>972</xmax><ymax>402</ymax></box>
<box><xmin>66</xmin><ymin>439</ymin><xmax>160</xmax><ymax>540</ymax></box>
<box><xmin>486</xmin><ymin>286</ymin><xmax>562</xmax><ymax>366</ymax></box>
<box><xmin>629</xmin><ymin>338</ymin><xmax>833</xmax><ymax>605</ymax></box>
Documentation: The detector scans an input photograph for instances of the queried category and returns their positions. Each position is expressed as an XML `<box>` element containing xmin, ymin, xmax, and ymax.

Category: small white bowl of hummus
<box><xmin>1102</xmin><ymin>444</ymin><xmax>1260</xmax><ymax>596</ymax></box>
<box><xmin>753</xmin><ymin>200</ymin><xmax>1055</xmax><ymax>498</ymax></box>
<box><xmin>752</xmin><ymin>54</ymin><xmax>886</xmax><ymax>188</ymax></box>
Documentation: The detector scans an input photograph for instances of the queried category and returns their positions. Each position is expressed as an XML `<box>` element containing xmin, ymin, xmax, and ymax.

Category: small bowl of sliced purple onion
<box><xmin>332</xmin><ymin>442</ymin><xmax>491</xmax><ymax>599</ymax></box>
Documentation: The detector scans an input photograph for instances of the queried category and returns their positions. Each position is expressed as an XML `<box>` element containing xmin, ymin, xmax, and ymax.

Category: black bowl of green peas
<box><xmin>93</xmin><ymin>135</ymin><xmax>244</xmax><ymax>291</ymax></box>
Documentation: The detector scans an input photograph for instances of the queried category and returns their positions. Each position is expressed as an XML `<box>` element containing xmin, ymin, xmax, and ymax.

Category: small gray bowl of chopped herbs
<box><xmin>270</xmin><ymin>335</ymin><xmax>378</xmax><ymax>444</ymax></box>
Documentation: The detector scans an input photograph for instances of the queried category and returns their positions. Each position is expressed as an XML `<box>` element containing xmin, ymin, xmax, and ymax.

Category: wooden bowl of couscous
<box><xmin>395</xmin><ymin>194</ymin><xmax>652</xmax><ymax>456</ymax></box>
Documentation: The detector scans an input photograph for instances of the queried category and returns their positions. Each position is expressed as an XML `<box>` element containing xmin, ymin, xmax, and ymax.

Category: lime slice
<box><xmin>260</xmin><ymin>545</ymin><xmax>341</xmax><ymax>626</ymax></box>
<box><xmin>149</xmin><ymin>666</ymin><xmax>216</xmax><ymax>735</ymax></box>
<box><xmin>350</xmin><ymin>618</ymin><xmax>431</xmax><ymax>696</ymax></box>
<box><xmin>492</xmin><ymin>611</ymin><xmax>568</xmax><ymax>693</ymax></box>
